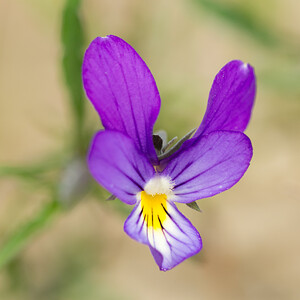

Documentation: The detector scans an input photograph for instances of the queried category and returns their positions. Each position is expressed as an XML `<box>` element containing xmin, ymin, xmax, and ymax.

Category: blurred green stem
<box><xmin>0</xmin><ymin>155</ymin><xmax>64</xmax><ymax>180</ymax></box>
<box><xmin>61</xmin><ymin>0</ymin><xmax>86</xmax><ymax>154</ymax></box>
<box><xmin>0</xmin><ymin>0</ymin><xmax>88</xmax><ymax>271</ymax></box>
<box><xmin>0</xmin><ymin>201</ymin><xmax>61</xmax><ymax>269</ymax></box>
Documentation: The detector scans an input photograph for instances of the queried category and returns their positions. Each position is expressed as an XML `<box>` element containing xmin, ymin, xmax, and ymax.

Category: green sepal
<box><xmin>106</xmin><ymin>194</ymin><xmax>117</xmax><ymax>201</ymax></box>
<box><xmin>158</xmin><ymin>128</ymin><xmax>196</xmax><ymax>160</ymax></box>
<box><xmin>186</xmin><ymin>201</ymin><xmax>202</xmax><ymax>212</ymax></box>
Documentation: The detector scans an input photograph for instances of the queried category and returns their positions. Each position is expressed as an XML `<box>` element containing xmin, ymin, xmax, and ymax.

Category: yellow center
<box><xmin>140</xmin><ymin>191</ymin><xmax>168</xmax><ymax>230</ymax></box>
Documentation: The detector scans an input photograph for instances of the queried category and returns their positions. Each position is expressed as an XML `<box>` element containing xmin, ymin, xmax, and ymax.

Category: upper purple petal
<box><xmin>88</xmin><ymin>130</ymin><xmax>155</xmax><ymax>205</ymax></box>
<box><xmin>162</xmin><ymin>131</ymin><xmax>253</xmax><ymax>203</ymax></box>
<box><xmin>194</xmin><ymin>60</ymin><xmax>256</xmax><ymax>139</ymax></box>
<box><xmin>83</xmin><ymin>35</ymin><xmax>161</xmax><ymax>164</ymax></box>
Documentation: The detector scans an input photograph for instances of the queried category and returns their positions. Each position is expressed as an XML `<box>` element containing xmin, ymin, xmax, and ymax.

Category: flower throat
<box><xmin>140</xmin><ymin>191</ymin><xmax>168</xmax><ymax>230</ymax></box>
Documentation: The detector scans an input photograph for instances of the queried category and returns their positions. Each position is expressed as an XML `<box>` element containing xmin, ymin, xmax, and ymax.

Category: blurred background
<box><xmin>0</xmin><ymin>0</ymin><xmax>300</xmax><ymax>299</ymax></box>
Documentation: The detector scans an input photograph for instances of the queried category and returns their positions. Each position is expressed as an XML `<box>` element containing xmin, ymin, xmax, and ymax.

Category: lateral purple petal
<box><xmin>88</xmin><ymin>130</ymin><xmax>155</xmax><ymax>205</ymax></box>
<box><xmin>162</xmin><ymin>131</ymin><xmax>253</xmax><ymax>203</ymax></box>
<box><xmin>83</xmin><ymin>35</ymin><xmax>161</xmax><ymax>164</ymax></box>
<box><xmin>124</xmin><ymin>201</ymin><xmax>202</xmax><ymax>271</ymax></box>
<box><xmin>194</xmin><ymin>60</ymin><xmax>256</xmax><ymax>138</ymax></box>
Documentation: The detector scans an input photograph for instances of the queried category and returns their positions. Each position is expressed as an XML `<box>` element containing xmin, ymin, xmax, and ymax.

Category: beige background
<box><xmin>0</xmin><ymin>0</ymin><xmax>300</xmax><ymax>299</ymax></box>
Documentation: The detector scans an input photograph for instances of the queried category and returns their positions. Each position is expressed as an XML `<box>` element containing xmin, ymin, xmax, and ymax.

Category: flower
<box><xmin>82</xmin><ymin>35</ymin><xmax>256</xmax><ymax>271</ymax></box>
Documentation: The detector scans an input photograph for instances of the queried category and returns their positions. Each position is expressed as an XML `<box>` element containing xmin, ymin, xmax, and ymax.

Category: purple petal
<box><xmin>88</xmin><ymin>130</ymin><xmax>155</xmax><ymax>205</ymax></box>
<box><xmin>124</xmin><ymin>200</ymin><xmax>202</xmax><ymax>271</ymax></box>
<box><xmin>162</xmin><ymin>131</ymin><xmax>253</xmax><ymax>203</ymax></box>
<box><xmin>123</xmin><ymin>201</ymin><xmax>148</xmax><ymax>245</ymax></box>
<box><xmin>83</xmin><ymin>35</ymin><xmax>161</xmax><ymax>164</ymax></box>
<box><xmin>194</xmin><ymin>60</ymin><xmax>256</xmax><ymax>138</ymax></box>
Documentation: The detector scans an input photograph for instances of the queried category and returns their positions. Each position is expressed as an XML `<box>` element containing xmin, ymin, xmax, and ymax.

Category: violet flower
<box><xmin>82</xmin><ymin>35</ymin><xmax>256</xmax><ymax>271</ymax></box>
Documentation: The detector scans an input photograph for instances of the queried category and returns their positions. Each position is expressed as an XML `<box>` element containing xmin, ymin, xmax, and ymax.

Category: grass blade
<box><xmin>0</xmin><ymin>201</ymin><xmax>61</xmax><ymax>269</ymax></box>
<box><xmin>61</xmin><ymin>0</ymin><xmax>85</xmax><ymax>151</ymax></box>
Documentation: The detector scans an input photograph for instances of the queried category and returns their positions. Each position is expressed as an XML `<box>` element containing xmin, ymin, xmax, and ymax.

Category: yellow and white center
<box><xmin>137</xmin><ymin>175</ymin><xmax>175</xmax><ymax>229</ymax></box>
<box><xmin>140</xmin><ymin>191</ymin><xmax>167</xmax><ymax>229</ymax></box>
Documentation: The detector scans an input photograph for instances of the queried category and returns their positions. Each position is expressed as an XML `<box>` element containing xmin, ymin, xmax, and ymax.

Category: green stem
<box><xmin>61</xmin><ymin>0</ymin><xmax>85</xmax><ymax>154</ymax></box>
<box><xmin>0</xmin><ymin>153</ymin><xmax>65</xmax><ymax>179</ymax></box>
<box><xmin>0</xmin><ymin>201</ymin><xmax>61</xmax><ymax>269</ymax></box>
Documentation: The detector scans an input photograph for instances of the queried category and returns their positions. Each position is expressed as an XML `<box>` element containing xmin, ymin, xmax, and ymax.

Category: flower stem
<box><xmin>0</xmin><ymin>200</ymin><xmax>61</xmax><ymax>269</ymax></box>
<box><xmin>61</xmin><ymin>0</ymin><xmax>86</xmax><ymax>154</ymax></box>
